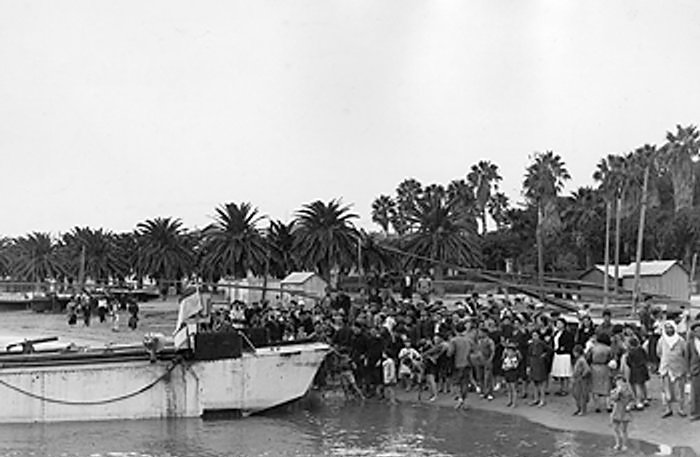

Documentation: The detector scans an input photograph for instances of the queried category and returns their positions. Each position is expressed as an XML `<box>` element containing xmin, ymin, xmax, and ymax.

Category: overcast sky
<box><xmin>1</xmin><ymin>0</ymin><xmax>699</xmax><ymax>237</ymax></box>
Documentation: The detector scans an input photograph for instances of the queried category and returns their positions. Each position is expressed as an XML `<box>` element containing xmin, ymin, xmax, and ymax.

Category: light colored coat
<box><xmin>657</xmin><ymin>337</ymin><xmax>687</xmax><ymax>381</ymax></box>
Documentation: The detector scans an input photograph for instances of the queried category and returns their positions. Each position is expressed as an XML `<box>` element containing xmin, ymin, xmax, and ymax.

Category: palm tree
<box><xmin>61</xmin><ymin>227</ymin><xmax>127</xmax><ymax>284</ymax></box>
<box><xmin>402</xmin><ymin>187</ymin><xmax>481</xmax><ymax>291</ymax></box>
<box><xmin>114</xmin><ymin>232</ymin><xmax>141</xmax><ymax>285</ymax></box>
<box><xmin>394</xmin><ymin>178</ymin><xmax>423</xmax><ymax>234</ymax></box>
<box><xmin>10</xmin><ymin>232</ymin><xmax>64</xmax><ymax>283</ymax></box>
<box><xmin>0</xmin><ymin>237</ymin><xmax>11</xmax><ymax>277</ymax></box>
<box><xmin>201</xmin><ymin>202</ymin><xmax>268</xmax><ymax>279</ymax></box>
<box><xmin>447</xmin><ymin>179</ymin><xmax>479</xmax><ymax>230</ymax></box>
<box><xmin>293</xmin><ymin>199</ymin><xmax>359</xmax><ymax>283</ymax></box>
<box><xmin>267</xmin><ymin>220</ymin><xmax>298</xmax><ymax>279</ymax></box>
<box><xmin>660</xmin><ymin>124</ymin><xmax>700</xmax><ymax>213</ymax></box>
<box><xmin>467</xmin><ymin>160</ymin><xmax>502</xmax><ymax>234</ymax></box>
<box><xmin>135</xmin><ymin>217</ymin><xmax>195</xmax><ymax>293</ymax></box>
<box><xmin>562</xmin><ymin>187</ymin><xmax>605</xmax><ymax>268</ymax></box>
<box><xmin>523</xmin><ymin>151</ymin><xmax>571</xmax><ymax>295</ymax></box>
<box><xmin>359</xmin><ymin>231</ymin><xmax>396</xmax><ymax>275</ymax></box>
<box><xmin>371</xmin><ymin>195</ymin><xmax>395</xmax><ymax>235</ymax></box>
<box><xmin>594</xmin><ymin>154</ymin><xmax>626</xmax><ymax>292</ymax></box>
<box><xmin>487</xmin><ymin>191</ymin><xmax>510</xmax><ymax>230</ymax></box>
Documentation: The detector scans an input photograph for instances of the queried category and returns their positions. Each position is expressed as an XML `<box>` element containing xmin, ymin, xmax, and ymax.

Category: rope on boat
<box><xmin>0</xmin><ymin>359</ymin><xmax>181</xmax><ymax>406</ymax></box>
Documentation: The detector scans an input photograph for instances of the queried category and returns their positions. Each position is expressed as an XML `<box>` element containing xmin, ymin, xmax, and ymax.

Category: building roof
<box><xmin>590</xmin><ymin>260</ymin><xmax>684</xmax><ymax>278</ymax></box>
<box><xmin>281</xmin><ymin>272</ymin><xmax>320</xmax><ymax>285</ymax></box>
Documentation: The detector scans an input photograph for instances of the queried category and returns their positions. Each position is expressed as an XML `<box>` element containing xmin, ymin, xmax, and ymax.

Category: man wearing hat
<box><xmin>688</xmin><ymin>320</ymin><xmax>700</xmax><ymax>421</ymax></box>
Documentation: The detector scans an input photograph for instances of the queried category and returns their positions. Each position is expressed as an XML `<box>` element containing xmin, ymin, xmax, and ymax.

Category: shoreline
<box><xmin>391</xmin><ymin>381</ymin><xmax>699</xmax><ymax>455</ymax></box>
<box><xmin>0</xmin><ymin>303</ymin><xmax>698</xmax><ymax>454</ymax></box>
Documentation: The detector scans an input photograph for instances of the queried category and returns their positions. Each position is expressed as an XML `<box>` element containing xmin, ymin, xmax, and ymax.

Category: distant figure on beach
<box><xmin>66</xmin><ymin>299</ymin><xmax>78</xmax><ymax>326</ymax></box>
<box><xmin>97</xmin><ymin>297</ymin><xmax>109</xmax><ymax>323</ymax></box>
<box><xmin>128</xmin><ymin>300</ymin><xmax>139</xmax><ymax>330</ymax></box>
<box><xmin>610</xmin><ymin>374</ymin><xmax>634</xmax><ymax>451</ymax></box>
<box><xmin>81</xmin><ymin>296</ymin><xmax>92</xmax><ymax>327</ymax></box>
<box><xmin>111</xmin><ymin>301</ymin><xmax>120</xmax><ymax>332</ymax></box>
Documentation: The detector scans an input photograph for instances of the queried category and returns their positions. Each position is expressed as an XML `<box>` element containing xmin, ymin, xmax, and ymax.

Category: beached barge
<box><xmin>0</xmin><ymin>330</ymin><xmax>329</xmax><ymax>423</ymax></box>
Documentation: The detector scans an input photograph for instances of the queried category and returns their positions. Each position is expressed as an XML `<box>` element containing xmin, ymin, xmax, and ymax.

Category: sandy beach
<box><xmin>0</xmin><ymin>301</ymin><xmax>698</xmax><ymax>455</ymax></box>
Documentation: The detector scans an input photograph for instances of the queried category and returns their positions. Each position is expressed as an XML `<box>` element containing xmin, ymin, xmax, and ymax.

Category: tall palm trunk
<box><xmin>603</xmin><ymin>200</ymin><xmax>611</xmax><ymax>308</ymax></box>
<box><xmin>632</xmin><ymin>166</ymin><xmax>650</xmax><ymax>314</ymax></box>
<box><xmin>481</xmin><ymin>212</ymin><xmax>488</xmax><ymax>236</ymax></box>
<box><xmin>613</xmin><ymin>195</ymin><xmax>622</xmax><ymax>294</ymax></box>
<box><xmin>536</xmin><ymin>203</ymin><xmax>545</xmax><ymax>301</ymax></box>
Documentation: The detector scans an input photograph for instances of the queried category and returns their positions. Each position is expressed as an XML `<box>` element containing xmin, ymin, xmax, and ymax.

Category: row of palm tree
<box><xmin>1</xmin><ymin>124</ymin><xmax>698</xmax><ymax>294</ymax></box>
<box><xmin>0</xmin><ymin>201</ymin><xmax>363</xmax><ymax>290</ymax></box>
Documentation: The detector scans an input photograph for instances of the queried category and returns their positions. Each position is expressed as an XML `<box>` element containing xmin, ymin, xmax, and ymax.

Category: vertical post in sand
<box><xmin>632</xmin><ymin>166</ymin><xmax>650</xmax><ymax>315</ymax></box>
<box><xmin>603</xmin><ymin>200</ymin><xmax>611</xmax><ymax>308</ymax></box>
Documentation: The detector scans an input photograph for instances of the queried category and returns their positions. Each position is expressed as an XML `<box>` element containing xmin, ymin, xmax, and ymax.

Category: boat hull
<box><xmin>0</xmin><ymin>342</ymin><xmax>328</xmax><ymax>423</ymax></box>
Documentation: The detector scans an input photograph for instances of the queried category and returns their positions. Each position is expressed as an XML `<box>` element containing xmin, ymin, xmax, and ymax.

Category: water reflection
<box><xmin>0</xmin><ymin>399</ymin><xmax>694</xmax><ymax>457</ymax></box>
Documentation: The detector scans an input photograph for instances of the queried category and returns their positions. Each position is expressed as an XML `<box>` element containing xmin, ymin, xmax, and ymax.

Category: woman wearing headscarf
<box><xmin>656</xmin><ymin>320</ymin><xmax>687</xmax><ymax>418</ymax></box>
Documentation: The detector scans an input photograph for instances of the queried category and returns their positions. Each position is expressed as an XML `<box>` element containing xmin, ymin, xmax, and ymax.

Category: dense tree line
<box><xmin>371</xmin><ymin>124</ymin><xmax>700</xmax><ymax>281</ymax></box>
<box><xmin>0</xmin><ymin>124</ymin><xmax>698</xmax><ymax>290</ymax></box>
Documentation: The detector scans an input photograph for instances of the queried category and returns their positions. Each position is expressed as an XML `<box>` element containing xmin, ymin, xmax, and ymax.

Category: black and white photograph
<box><xmin>1</xmin><ymin>1</ymin><xmax>699</xmax><ymax>456</ymax></box>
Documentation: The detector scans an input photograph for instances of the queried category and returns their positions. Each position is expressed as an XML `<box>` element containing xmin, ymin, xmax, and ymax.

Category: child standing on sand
<box><xmin>571</xmin><ymin>344</ymin><xmax>591</xmax><ymax>415</ymax></box>
<box><xmin>610</xmin><ymin>374</ymin><xmax>634</xmax><ymax>451</ymax></box>
<box><xmin>382</xmin><ymin>352</ymin><xmax>398</xmax><ymax>405</ymax></box>
<box><xmin>502</xmin><ymin>342</ymin><xmax>521</xmax><ymax>408</ymax></box>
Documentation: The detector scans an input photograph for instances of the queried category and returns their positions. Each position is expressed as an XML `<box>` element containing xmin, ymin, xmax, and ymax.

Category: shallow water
<box><xmin>0</xmin><ymin>398</ymin><xmax>691</xmax><ymax>457</ymax></box>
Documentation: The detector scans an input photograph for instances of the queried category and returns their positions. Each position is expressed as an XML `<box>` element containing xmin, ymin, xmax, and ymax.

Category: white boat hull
<box><xmin>0</xmin><ymin>342</ymin><xmax>328</xmax><ymax>423</ymax></box>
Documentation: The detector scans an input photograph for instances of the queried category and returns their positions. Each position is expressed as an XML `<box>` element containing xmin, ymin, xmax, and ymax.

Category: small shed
<box><xmin>280</xmin><ymin>272</ymin><xmax>328</xmax><ymax>308</ymax></box>
<box><xmin>620</xmin><ymin>260</ymin><xmax>689</xmax><ymax>302</ymax></box>
<box><xmin>579</xmin><ymin>260</ymin><xmax>690</xmax><ymax>302</ymax></box>
<box><xmin>579</xmin><ymin>265</ymin><xmax>619</xmax><ymax>290</ymax></box>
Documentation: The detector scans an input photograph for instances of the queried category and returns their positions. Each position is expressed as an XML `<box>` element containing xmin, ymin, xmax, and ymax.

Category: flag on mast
<box><xmin>175</xmin><ymin>286</ymin><xmax>203</xmax><ymax>331</ymax></box>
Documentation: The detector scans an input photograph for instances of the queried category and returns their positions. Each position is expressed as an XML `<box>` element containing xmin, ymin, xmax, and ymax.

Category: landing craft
<box><xmin>0</xmin><ymin>286</ymin><xmax>329</xmax><ymax>423</ymax></box>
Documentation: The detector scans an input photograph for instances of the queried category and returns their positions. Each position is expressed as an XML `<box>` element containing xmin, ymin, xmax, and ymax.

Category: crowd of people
<box><xmin>66</xmin><ymin>292</ymin><xmax>141</xmax><ymax>331</ymax></box>
<box><xmin>217</xmin><ymin>285</ymin><xmax>700</xmax><ymax>449</ymax></box>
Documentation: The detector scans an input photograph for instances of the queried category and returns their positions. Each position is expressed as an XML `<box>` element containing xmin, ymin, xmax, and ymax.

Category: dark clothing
<box><xmin>553</xmin><ymin>329</ymin><xmax>575</xmax><ymax>355</ymax></box>
<box><xmin>528</xmin><ymin>340</ymin><xmax>553</xmax><ymax>383</ymax></box>
<box><xmin>626</xmin><ymin>346</ymin><xmax>649</xmax><ymax>385</ymax></box>
<box><xmin>419</xmin><ymin>318</ymin><xmax>435</xmax><ymax>341</ymax></box>
<box><xmin>575</xmin><ymin>325</ymin><xmax>596</xmax><ymax>347</ymax></box>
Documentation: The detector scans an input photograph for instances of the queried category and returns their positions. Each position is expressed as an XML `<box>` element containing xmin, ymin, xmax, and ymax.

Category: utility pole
<box><xmin>632</xmin><ymin>166</ymin><xmax>650</xmax><ymax>315</ymax></box>
<box><xmin>614</xmin><ymin>195</ymin><xmax>622</xmax><ymax>294</ymax></box>
<box><xmin>603</xmin><ymin>200</ymin><xmax>611</xmax><ymax>308</ymax></box>
<box><xmin>690</xmin><ymin>252</ymin><xmax>698</xmax><ymax>299</ymax></box>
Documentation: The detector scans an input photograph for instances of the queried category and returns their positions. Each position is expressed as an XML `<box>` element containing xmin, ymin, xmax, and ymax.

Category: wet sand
<box><xmin>394</xmin><ymin>376</ymin><xmax>700</xmax><ymax>455</ymax></box>
<box><xmin>0</xmin><ymin>301</ymin><xmax>697</xmax><ymax>454</ymax></box>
